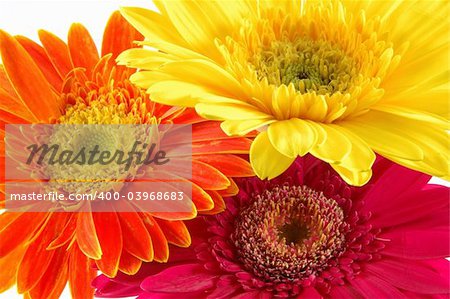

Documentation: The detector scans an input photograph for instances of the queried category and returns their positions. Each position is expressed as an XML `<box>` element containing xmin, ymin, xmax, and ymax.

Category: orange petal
<box><xmin>140</xmin><ymin>213</ymin><xmax>169</xmax><ymax>262</ymax></box>
<box><xmin>126</xmin><ymin>180</ymin><xmax>197</xmax><ymax>221</ymax></box>
<box><xmin>117</xmin><ymin>202</ymin><xmax>153</xmax><ymax>262</ymax></box>
<box><xmin>15</xmin><ymin>35</ymin><xmax>62</xmax><ymax>90</ymax></box>
<box><xmin>201</xmin><ymin>190</ymin><xmax>226</xmax><ymax>215</ymax></box>
<box><xmin>0</xmin><ymin>30</ymin><xmax>61</xmax><ymax>122</ymax></box>
<box><xmin>92</xmin><ymin>53</ymin><xmax>113</xmax><ymax>79</ymax></box>
<box><xmin>0</xmin><ymin>160</ymin><xmax>4</xmax><ymax>189</ymax></box>
<box><xmin>92</xmin><ymin>212</ymin><xmax>122</xmax><ymax>277</ymax></box>
<box><xmin>192</xmin><ymin>160</ymin><xmax>230</xmax><ymax>190</ymax></box>
<box><xmin>17</xmin><ymin>214</ymin><xmax>68</xmax><ymax>293</ymax></box>
<box><xmin>0</xmin><ymin>211</ymin><xmax>22</xmax><ymax>229</ymax></box>
<box><xmin>118</xmin><ymin>249</ymin><xmax>143</xmax><ymax>275</ymax></box>
<box><xmin>38</xmin><ymin>29</ymin><xmax>74</xmax><ymax>79</ymax></box>
<box><xmin>0</xmin><ymin>212</ymin><xmax>49</xmax><ymax>258</ymax></box>
<box><xmin>191</xmin><ymin>181</ymin><xmax>214</xmax><ymax>212</ymax></box>
<box><xmin>0</xmin><ymin>110</ymin><xmax>30</xmax><ymax>124</ymax></box>
<box><xmin>68</xmin><ymin>244</ymin><xmax>96</xmax><ymax>299</ymax></box>
<box><xmin>76</xmin><ymin>212</ymin><xmax>102</xmax><ymax>260</ymax></box>
<box><xmin>164</xmin><ymin>121</ymin><xmax>228</xmax><ymax>146</ymax></box>
<box><xmin>0</xmin><ymin>64</ymin><xmax>17</xmax><ymax>97</ymax></box>
<box><xmin>47</xmin><ymin>213</ymin><xmax>77</xmax><ymax>250</ymax></box>
<box><xmin>0</xmin><ymin>87</ymin><xmax>35</xmax><ymax>120</ymax></box>
<box><xmin>0</xmin><ymin>245</ymin><xmax>27</xmax><ymax>293</ymax></box>
<box><xmin>217</xmin><ymin>179</ymin><xmax>240</xmax><ymax>197</ymax></box>
<box><xmin>192</xmin><ymin>138</ymin><xmax>252</xmax><ymax>155</ymax></box>
<box><xmin>149</xmin><ymin>209</ymin><xmax>198</xmax><ymax>222</ymax></box>
<box><xmin>171</xmin><ymin>107</ymin><xmax>205</xmax><ymax>124</ymax></box>
<box><xmin>28</xmin><ymin>248</ymin><xmax>69</xmax><ymax>299</ymax></box>
<box><xmin>156</xmin><ymin>219</ymin><xmax>191</xmax><ymax>247</ymax></box>
<box><xmin>68</xmin><ymin>23</ymin><xmax>99</xmax><ymax>77</ymax></box>
<box><xmin>195</xmin><ymin>154</ymin><xmax>254</xmax><ymax>177</ymax></box>
<box><xmin>192</xmin><ymin>121</ymin><xmax>231</xmax><ymax>141</ymax></box>
<box><xmin>101</xmin><ymin>10</ymin><xmax>144</xmax><ymax>59</ymax></box>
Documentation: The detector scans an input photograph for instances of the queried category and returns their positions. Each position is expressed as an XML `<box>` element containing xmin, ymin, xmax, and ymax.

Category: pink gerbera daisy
<box><xmin>94</xmin><ymin>157</ymin><xmax>449</xmax><ymax>298</ymax></box>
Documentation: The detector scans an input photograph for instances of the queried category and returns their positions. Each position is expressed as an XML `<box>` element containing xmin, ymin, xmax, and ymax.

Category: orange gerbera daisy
<box><xmin>0</xmin><ymin>11</ymin><xmax>253</xmax><ymax>299</ymax></box>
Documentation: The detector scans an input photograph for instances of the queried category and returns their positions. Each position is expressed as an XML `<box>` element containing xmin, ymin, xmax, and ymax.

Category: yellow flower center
<box><xmin>58</xmin><ymin>66</ymin><xmax>152</xmax><ymax>125</ymax></box>
<box><xmin>219</xmin><ymin>2</ymin><xmax>400</xmax><ymax>123</ymax></box>
<box><xmin>252</xmin><ymin>38</ymin><xmax>359</xmax><ymax>95</ymax></box>
<box><xmin>59</xmin><ymin>100</ymin><xmax>140</xmax><ymax>124</ymax></box>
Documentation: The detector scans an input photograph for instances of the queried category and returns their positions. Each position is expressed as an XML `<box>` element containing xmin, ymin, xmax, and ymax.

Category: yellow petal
<box><xmin>149</xmin><ymin>1</ymin><xmax>222</xmax><ymax>58</ymax></box>
<box><xmin>221</xmin><ymin>118</ymin><xmax>275</xmax><ymax>136</ymax></box>
<box><xmin>146</xmin><ymin>80</ymin><xmax>216</xmax><ymax>107</ymax></box>
<box><xmin>373</xmin><ymin>105</ymin><xmax>449</xmax><ymax>128</ymax></box>
<box><xmin>334</xmin><ymin>127</ymin><xmax>376</xmax><ymax>171</ymax></box>
<box><xmin>120</xmin><ymin>7</ymin><xmax>186</xmax><ymax>46</ymax></box>
<box><xmin>157</xmin><ymin>59</ymin><xmax>246</xmax><ymax>98</ymax></box>
<box><xmin>152</xmin><ymin>0</ymin><xmax>249</xmax><ymax>60</ymax></box>
<box><xmin>137</xmin><ymin>39</ymin><xmax>205</xmax><ymax>60</ymax></box>
<box><xmin>307</xmin><ymin>95</ymin><xmax>328</xmax><ymax>122</ymax></box>
<box><xmin>250</xmin><ymin>131</ymin><xmax>295</xmax><ymax>180</ymax></box>
<box><xmin>321</xmin><ymin>126</ymin><xmax>376</xmax><ymax>186</ymax></box>
<box><xmin>331</xmin><ymin>164</ymin><xmax>372</xmax><ymax>187</ymax></box>
<box><xmin>117</xmin><ymin>48</ymin><xmax>174</xmax><ymax>69</ymax></box>
<box><xmin>310</xmin><ymin>124</ymin><xmax>352</xmax><ymax>164</ymax></box>
<box><xmin>381</xmin><ymin>89</ymin><xmax>449</xmax><ymax>119</ymax></box>
<box><xmin>272</xmin><ymin>84</ymin><xmax>292</xmax><ymax>119</ymax></box>
<box><xmin>341</xmin><ymin>110</ymin><xmax>449</xmax><ymax>178</ymax></box>
<box><xmin>340</xmin><ymin>110</ymin><xmax>425</xmax><ymax>161</ymax></box>
<box><xmin>196</xmin><ymin>102</ymin><xmax>272</xmax><ymax>121</ymax></box>
<box><xmin>384</xmin><ymin>122</ymin><xmax>449</xmax><ymax>178</ymax></box>
<box><xmin>388</xmin><ymin>154</ymin><xmax>449</xmax><ymax>180</ymax></box>
<box><xmin>130</xmin><ymin>71</ymin><xmax>175</xmax><ymax>90</ymax></box>
<box><xmin>267</xmin><ymin>118</ymin><xmax>318</xmax><ymax>158</ymax></box>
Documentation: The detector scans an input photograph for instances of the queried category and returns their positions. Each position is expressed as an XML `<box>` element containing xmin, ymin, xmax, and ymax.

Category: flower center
<box><xmin>59</xmin><ymin>100</ymin><xmax>141</xmax><ymax>125</ymax></box>
<box><xmin>233</xmin><ymin>185</ymin><xmax>347</xmax><ymax>282</ymax></box>
<box><xmin>279</xmin><ymin>221</ymin><xmax>310</xmax><ymax>245</ymax></box>
<box><xmin>41</xmin><ymin>66</ymin><xmax>159</xmax><ymax>204</ymax></box>
<box><xmin>251</xmin><ymin>39</ymin><xmax>358</xmax><ymax>95</ymax></box>
<box><xmin>219</xmin><ymin>3</ymin><xmax>398</xmax><ymax>122</ymax></box>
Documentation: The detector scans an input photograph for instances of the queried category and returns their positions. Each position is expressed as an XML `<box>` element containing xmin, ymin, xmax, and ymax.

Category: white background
<box><xmin>0</xmin><ymin>1</ymin><xmax>448</xmax><ymax>298</ymax></box>
<box><xmin>0</xmin><ymin>0</ymin><xmax>156</xmax><ymax>61</ymax></box>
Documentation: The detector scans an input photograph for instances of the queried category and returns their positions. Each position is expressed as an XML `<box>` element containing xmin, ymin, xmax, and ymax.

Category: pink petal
<box><xmin>165</xmin><ymin>244</ymin><xmax>198</xmax><ymax>263</ymax></box>
<box><xmin>206</xmin><ymin>275</ymin><xmax>239</xmax><ymax>299</ymax></box>
<box><xmin>105</xmin><ymin>244</ymin><xmax>198</xmax><ymax>288</ymax></box>
<box><xmin>329</xmin><ymin>285</ymin><xmax>361</xmax><ymax>298</ymax></box>
<box><xmin>401</xmin><ymin>290</ymin><xmax>449</xmax><ymax>299</ymax></box>
<box><xmin>381</xmin><ymin>228</ymin><xmax>449</xmax><ymax>259</ymax></box>
<box><xmin>392</xmin><ymin>210</ymin><xmax>449</xmax><ymax>231</ymax></box>
<box><xmin>232</xmin><ymin>291</ymin><xmax>271</xmax><ymax>299</ymax></box>
<box><xmin>350</xmin><ymin>274</ymin><xmax>408</xmax><ymax>298</ymax></box>
<box><xmin>138</xmin><ymin>291</ymin><xmax>206</xmax><ymax>299</ymax></box>
<box><xmin>361</xmin><ymin>163</ymin><xmax>430</xmax><ymax>214</ymax></box>
<box><xmin>369</xmin><ymin>186</ymin><xmax>449</xmax><ymax>228</ymax></box>
<box><xmin>141</xmin><ymin>264</ymin><xmax>217</xmax><ymax>293</ymax></box>
<box><xmin>298</xmin><ymin>287</ymin><xmax>323</xmax><ymax>298</ymax></box>
<box><xmin>93</xmin><ymin>275</ymin><xmax>140</xmax><ymax>298</ymax></box>
<box><xmin>366</xmin><ymin>259</ymin><xmax>450</xmax><ymax>294</ymax></box>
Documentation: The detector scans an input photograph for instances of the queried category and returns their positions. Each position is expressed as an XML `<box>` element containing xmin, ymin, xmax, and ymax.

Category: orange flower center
<box><xmin>57</xmin><ymin>63</ymin><xmax>157</xmax><ymax>125</ymax></box>
<box><xmin>42</xmin><ymin>62</ymin><xmax>162</xmax><ymax>204</ymax></box>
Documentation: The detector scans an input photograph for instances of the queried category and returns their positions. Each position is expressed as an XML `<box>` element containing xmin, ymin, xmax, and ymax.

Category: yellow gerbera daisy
<box><xmin>118</xmin><ymin>0</ymin><xmax>449</xmax><ymax>186</ymax></box>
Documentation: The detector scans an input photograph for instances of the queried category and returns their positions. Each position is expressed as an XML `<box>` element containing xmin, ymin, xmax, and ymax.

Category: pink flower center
<box><xmin>232</xmin><ymin>185</ymin><xmax>348</xmax><ymax>283</ymax></box>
